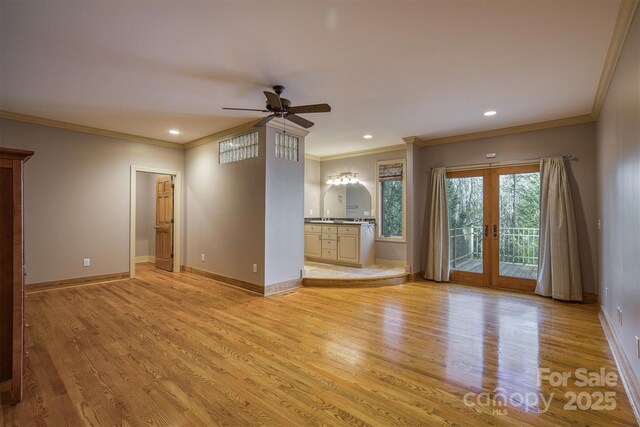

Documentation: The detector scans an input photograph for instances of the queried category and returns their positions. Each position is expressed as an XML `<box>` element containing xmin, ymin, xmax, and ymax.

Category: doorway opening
<box><xmin>446</xmin><ymin>164</ymin><xmax>541</xmax><ymax>291</ymax></box>
<box><xmin>129</xmin><ymin>166</ymin><xmax>182</xmax><ymax>278</ymax></box>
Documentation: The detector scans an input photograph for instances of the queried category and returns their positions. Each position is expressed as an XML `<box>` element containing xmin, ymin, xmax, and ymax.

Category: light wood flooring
<box><xmin>1</xmin><ymin>264</ymin><xmax>636</xmax><ymax>426</ymax></box>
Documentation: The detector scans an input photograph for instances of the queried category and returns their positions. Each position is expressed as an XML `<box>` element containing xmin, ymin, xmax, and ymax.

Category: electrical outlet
<box><xmin>252</xmin><ymin>264</ymin><xmax>258</xmax><ymax>274</ymax></box>
<box><xmin>605</xmin><ymin>287</ymin><xmax>608</xmax><ymax>298</ymax></box>
<box><xmin>486</xmin><ymin>152</ymin><xmax>496</xmax><ymax>158</ymax></box>
<box><xmin>309</xmin><ymin>209</ymin><xmax>313</xmax><ymax>216</ymax></box>
<box><xmin>201</xmin><ymin>253</ymin><xmax>205</xmax><ymax>262</ymax></box>
<box><xmin>597</xmin><ymin>219</ymin><xmax>601</xmax><ymax>230</ymax></box>
<box><xmin>83</xmin><ymin>258</ymin><xmax>90</xmax><ymax>267</ymax></box>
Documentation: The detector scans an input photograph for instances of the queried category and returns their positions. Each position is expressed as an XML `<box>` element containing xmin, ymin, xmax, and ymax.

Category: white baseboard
<box><xmin>598</xmin><ymin>300</ymin><xmax>640</xmax><ymax>424</ymax></box>
<box><xmin>135</xmin><ymin>255</ymin><xmax>155</xmax><ymax>263</ymax></box>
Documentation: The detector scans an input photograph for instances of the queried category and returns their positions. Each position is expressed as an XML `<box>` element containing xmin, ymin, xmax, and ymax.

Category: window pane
<box><xmin>381</xmin><ymin>180</ymin><xmax>403</xmax><ymax>237</ymax></box>
<box><xmin>446</xmin><ymin>176</ymin><xmax>484</xmax><ymax>273</ymax></box>
<box><xmin>498</xmin><ymin>172</ymin><xmax>540</xmax><ymax>279</ymax></box>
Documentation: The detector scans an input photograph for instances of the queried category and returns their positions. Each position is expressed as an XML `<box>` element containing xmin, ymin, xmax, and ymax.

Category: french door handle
<box><xmin>484</xmin><ymin>225</ymin><xmax>488</xmax><ymax>237</ymax></box>
<box><xmin>493</xmin><ymin>225</ymin><xmax>498</xmax><ymax>237</ymax></box>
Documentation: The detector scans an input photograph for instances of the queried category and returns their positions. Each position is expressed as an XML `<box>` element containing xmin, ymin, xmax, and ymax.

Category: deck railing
<box><xmin>449</xmin><ymin>226</ymin><xmax>539</xmax><ymax>268</ymax></box>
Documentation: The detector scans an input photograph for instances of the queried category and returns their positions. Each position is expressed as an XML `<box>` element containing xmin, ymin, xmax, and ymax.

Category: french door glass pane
<box><xmin>446</xmin><ymin>176</ymin><xmax>483</xmax><ymax>273</ymax></box>
<box><xmin>498</xmin><ymin>172</ymin><xmax>540</xmax><ymax>279</ymax></box>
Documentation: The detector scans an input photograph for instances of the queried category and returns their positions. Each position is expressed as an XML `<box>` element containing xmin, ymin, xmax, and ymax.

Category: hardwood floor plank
<box><xmin>1</xmin><ymin>263</ymin><xmax>636</xmax><ymax>426</ymax></box>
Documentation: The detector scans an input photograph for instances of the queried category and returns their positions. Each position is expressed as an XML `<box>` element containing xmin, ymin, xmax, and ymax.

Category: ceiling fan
<box><xmin>222</xmin><ymin>85</ymin><xmax>331</xmax><ymax>129</ymax></box>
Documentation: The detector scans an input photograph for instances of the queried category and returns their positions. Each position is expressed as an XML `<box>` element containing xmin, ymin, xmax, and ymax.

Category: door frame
<box><xmin>446</xmin><ymin>164</ymin><xmax>540</xmax><ymax>291</ymax></box>
<box><xmin>129</xmin><ymin>166</ymin><xmax>182</xmax><ymax>278</ymax></box>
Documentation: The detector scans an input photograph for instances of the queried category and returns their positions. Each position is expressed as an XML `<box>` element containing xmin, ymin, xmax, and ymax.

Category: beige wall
<box><xmin>0</xmin><ymin>119</ymin><xmax>185</xmax><ymax>284</ymax></box>
<box><xmin>304</xmin><ymin>157</ymin><xmax>321</xmax><ymax>217</ymax></box>
<box><xmin>412</xmin><ymin>122</ymin><xmax>598</xmax><ymax>293</ymax></box>
<box><xmin>184</xmin><ymin>129</ymin><xmax>266</xmax><ymax>286</ymax></box>
<box><xmin>185</xmin><ymin>126</ymin><xmax>305</xmax><ymax>287</ymax></box>
<box><xmin>320</xmin><ymin>150</ymin><xmax>407</xmax><ymax>263</ymax></box>
<box><xmin>596</xmin><ymin>8</ymin><xmax>640</xmax><ymax>381</ymax></box>
<box><xmin>264</xmin><ymin>126</ymin><xmax>305</xmax><ymax>286</ymax></box>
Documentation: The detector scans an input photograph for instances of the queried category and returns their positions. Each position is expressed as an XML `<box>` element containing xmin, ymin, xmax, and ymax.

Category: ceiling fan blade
<box><xmin>223</xmin><ymin>107</ymin><xmax>270</xmax><ymax>112</ymax></box>
<box><xmin>253</xmin><ymin>115</ymin><xmax>276</xmax><ymax>127</ymax></box>
<box><xmin>288</xmin><ymin>104</ymin><xmax>331</xmax><ymax>114</ymax></box>
<box><xmin>285</xmin><ymin>114</ymin><xmax>314</xmax><ymax>129</ymax></box>
<box><xmin>263</xmin><ymin>91</ymin><xmax>282</xmax><ymax>110</ymax></box>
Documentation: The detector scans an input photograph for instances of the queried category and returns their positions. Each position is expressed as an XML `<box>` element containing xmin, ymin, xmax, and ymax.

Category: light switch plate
<box><xmin>201</xmin><ymin>253</ymin><xmax>205</xmax><ymax>262</ymax></box>
<box><xmin>252</xmin><ymin>264</ymin><xmax>258</xmax><ymax>273</ymax></box>
<box><xmin>83</xmin><ymin>258</ymin><xmax>90</xmax><ymax>267</ymax></box>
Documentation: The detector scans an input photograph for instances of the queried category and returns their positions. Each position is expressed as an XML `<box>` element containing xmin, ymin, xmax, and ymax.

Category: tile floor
<box><xmin>304</xmin><ymin>261</ymin><xmax>406</xmax><ymax>279</ymax></box>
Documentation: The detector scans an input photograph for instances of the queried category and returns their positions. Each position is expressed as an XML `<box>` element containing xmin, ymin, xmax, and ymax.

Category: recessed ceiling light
<box><xmin>484</xmin><ymin>111</ymin><xmax>497</xmax><ymax>117</ymax></box>
<box><xmin>363</xmin><ymin>134</ymin><xmax>373</xmax><ymax>139</ymax></box>
<box><xmin>169</xmin><ymin>129</ymin><xmax>180</xmax><ymax>135</ymax></box>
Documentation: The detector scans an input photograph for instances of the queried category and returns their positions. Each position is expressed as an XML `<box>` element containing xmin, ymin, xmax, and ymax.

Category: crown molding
<box><xmin>402</xmin><ymin>136</ymin><xmax>418</xmax><ymax>144</ymax></box>
<box><xmin>591</xmin><ymin>0</ymin><xmax>639</xmax><ymax>119</ymax></box>
<box><xmin>265</xmin><ymin>120</ymin><xmax>310</xmax><ymax>138</ymax></box>
<box><xmin>411</xmin><ymin>114</ymin><xmax>594</xmax><ymax>147</ymax></box>
<box><xmin>183</xmin><ymin>117</ymin><xmax>311</xmax><ymax>150</ymax></box>
<box><xmin>182</xmin><ymin>120</ymin><xmax>259</xmax><ymax>149</ymax></box>
<box><xmin>304</xmin><ymin>153</ymin><xmax>322</xmax><ymax>161</ymax></box>
<box><xmin>0</xmin><ymin>110</ymin><xmax>184</xmax><ymax>150</ymax></box>
<box><xmin>308</xmin><ymin>144</ymin><xmax>407</xmax><ymax>162</ymax></box>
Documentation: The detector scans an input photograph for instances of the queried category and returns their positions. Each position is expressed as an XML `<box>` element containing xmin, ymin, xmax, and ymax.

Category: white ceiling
<box><xmin>0</xmin><ymin>0</ymin><xmax>620</xmax><ymax>156</ymax></box>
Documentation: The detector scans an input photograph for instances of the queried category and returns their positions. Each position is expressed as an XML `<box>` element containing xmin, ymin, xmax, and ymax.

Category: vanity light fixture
<box><xmin>483</xmin><ymin>110</ymin><xmax>497</xmax><ymax>117</ymax></box>
<box><xmin>326</xmin><ymin>172</ymin><xmax>359</xmax><ymax>186</ymax></box>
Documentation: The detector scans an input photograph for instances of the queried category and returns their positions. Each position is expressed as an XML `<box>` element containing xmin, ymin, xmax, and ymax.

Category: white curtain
<box><xmin>425</xmin><ymin>167</ymin><xmax>450</xmax><ymax>282</ymax></box>
<box><xmin>536</xmin><ymin>157</ymin><xmax>583</xmax><ymax>301</ymax></box>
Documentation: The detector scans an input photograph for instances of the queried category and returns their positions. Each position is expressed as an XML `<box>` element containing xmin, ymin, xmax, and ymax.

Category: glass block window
<box><xmin>275</xmin><ymin>132</ymin><xmax>299</xmax><ymax>161</ymax></box>
<box><xmin>219</xmin><ymin>132</ymin><xmax>259</xmax><ymax>164</ymax></box>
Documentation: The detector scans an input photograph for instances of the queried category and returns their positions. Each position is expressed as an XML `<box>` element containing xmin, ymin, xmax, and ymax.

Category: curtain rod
<box><xmin>432</xmin><ymin>154</ymin><xmax>573</xmax><ymax>172</ymax></box>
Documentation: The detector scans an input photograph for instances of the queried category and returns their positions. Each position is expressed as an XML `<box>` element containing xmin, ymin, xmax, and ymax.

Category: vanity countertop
<box><xmin>305</xmin><ymin>220</ymin><xmax>373</xmax><ymax>225</ymax></box>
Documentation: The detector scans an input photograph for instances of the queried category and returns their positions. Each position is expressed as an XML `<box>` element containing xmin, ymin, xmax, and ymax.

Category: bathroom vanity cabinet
<box><xmin>304</xmin><ymin>223</ymin><xmax>375</xmax><ymax>267</ymax></box>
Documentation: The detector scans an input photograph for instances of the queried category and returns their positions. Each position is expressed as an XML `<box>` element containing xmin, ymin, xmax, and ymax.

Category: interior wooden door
<box><xmin>446</xmin><ymin>169</ymin><xmax>491</xmax><ymax>286</ymax></box>
<box><xmin>155</xmin><ymin>176</ymin><xmax>174</xmax><ymax>272</ymax></box>
<box><xmin>489</xmin><ymin>165</ymin><xmax>541</xmax><ymax>291</ymax></box>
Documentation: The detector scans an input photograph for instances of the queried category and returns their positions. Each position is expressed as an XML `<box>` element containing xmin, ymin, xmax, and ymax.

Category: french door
<box><xmin>446</xmin><ymin>165</ymin><xmax>540</xmax><ymax>291</ymax></box>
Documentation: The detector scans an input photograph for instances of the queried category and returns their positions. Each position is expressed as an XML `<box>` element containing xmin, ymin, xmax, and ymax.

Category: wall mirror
<box><xmin>323</xmin><ymin>183</ymin><xmax>371</xmax><ymax>218</ymax></box>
